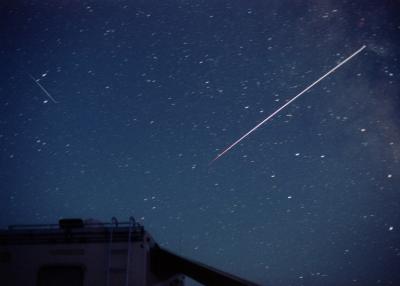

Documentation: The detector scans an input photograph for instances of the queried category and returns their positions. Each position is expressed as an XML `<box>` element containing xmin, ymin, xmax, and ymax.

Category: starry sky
<box><xmin>1</xmin><ymin>1</ymin><xmax>400</xmax><ymax>285</ymax></box>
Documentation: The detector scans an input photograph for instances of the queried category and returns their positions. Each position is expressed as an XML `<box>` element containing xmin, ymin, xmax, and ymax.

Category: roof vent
<box><xmin>59</xmin><ymin>218</ymin><xmax>84</xmax><ymax>230</ymax></box>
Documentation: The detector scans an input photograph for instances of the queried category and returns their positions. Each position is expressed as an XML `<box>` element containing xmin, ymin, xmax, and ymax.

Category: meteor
<box><xmin>28</xmin><ymin>73</ymin><xmax>59</xmax><ymax>103</ymax></box>
<box><xmin>210</xmin><ymin>45</ymin><xmax>367</xmax><ymax>164</ymax></box>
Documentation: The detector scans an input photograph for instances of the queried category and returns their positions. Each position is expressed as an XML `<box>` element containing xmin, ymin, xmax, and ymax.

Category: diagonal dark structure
<box><xmin>151</xmin><ymin>245</ymin><xmax>260</xmax><ymax>286</ymax></box>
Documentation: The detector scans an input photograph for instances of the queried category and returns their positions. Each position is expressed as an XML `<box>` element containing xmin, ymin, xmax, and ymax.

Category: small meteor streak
<box><xmin>28</xmin><ymin>73</ymin><xmax>58</xmax><ymax>103</ymax></box>
<box><xmin>210</xmin><ymin>45</ymin><xmax>367</xmax><ymax>164</ymax></box>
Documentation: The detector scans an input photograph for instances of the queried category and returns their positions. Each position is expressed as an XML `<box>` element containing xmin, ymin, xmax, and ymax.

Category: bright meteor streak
<box><xmin>28</xmin><ymin>73</ymin><xmax>59</xmax><ymax>104</ymax></box>
<box><xmin>210</xmin><ymin>45</ymin><xmax>367</xmax><ymax>164</ymax></box>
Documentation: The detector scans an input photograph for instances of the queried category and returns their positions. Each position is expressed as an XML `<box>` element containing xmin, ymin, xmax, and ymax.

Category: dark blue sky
<box><xmin>1</xmin><ymin>1</ymin><xmax>400</xmax><ymax>285</ymax></box>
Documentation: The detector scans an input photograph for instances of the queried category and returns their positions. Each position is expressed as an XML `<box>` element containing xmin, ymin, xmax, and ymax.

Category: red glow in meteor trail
<box><xmin>210</xmin><ymin>45</ymin><xmax>367</xmax><ymax>165</ymax></box>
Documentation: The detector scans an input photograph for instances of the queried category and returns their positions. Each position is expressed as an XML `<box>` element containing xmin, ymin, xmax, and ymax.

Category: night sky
<box><xmin>1</xmin><ymin>1</ymin><xmax>400</xmax><ymax>285</ymax></box>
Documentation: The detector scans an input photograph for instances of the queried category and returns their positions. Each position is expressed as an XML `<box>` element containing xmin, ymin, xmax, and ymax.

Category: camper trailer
<box><xmin>0</xmin><ymin>218</ymin><xmax>260</xmax><ymax>286</ymax></box>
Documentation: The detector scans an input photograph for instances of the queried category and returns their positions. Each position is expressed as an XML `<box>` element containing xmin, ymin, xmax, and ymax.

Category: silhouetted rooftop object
<box><xmin>0</xmin><ymin>218</ymin><xmax>262</xmax><ymax>286</ymax></box>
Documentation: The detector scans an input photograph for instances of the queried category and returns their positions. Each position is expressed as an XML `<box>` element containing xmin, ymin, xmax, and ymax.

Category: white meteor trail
<box><xmin>28</xmin><ymin>73</ymin><xmax>58</xmax><ymax>103</ymax></box>
<box><xmin>210</xmin><ymin>45</ymin><xmax>366</xmax><ymax>164</ymax></box>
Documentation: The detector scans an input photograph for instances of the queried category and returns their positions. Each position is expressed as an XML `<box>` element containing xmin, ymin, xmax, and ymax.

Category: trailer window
<box><xmin>37</xmin><ymin>265</ymin><xmax>83</xmax><ymax>286</ymax></box>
